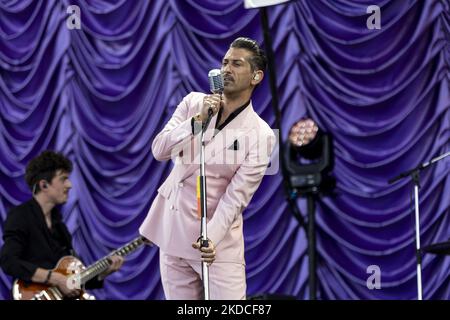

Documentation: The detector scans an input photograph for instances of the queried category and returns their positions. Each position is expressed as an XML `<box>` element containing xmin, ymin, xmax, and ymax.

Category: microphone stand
<box><xmin>198</xmin><ymin>108</ymin><xmax>214</xmax><ymax>300</ymax></box>
<box><xmin>388</xmin><ymin>151</ymin><xmax>450</xmax><ymax>300</ymax></box>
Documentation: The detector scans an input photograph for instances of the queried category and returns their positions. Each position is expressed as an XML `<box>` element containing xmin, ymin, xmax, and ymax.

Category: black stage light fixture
<box><xmin>284</xmin><ymin>118</ymin><xmax>334</xmax><ymax>193</ymax></box>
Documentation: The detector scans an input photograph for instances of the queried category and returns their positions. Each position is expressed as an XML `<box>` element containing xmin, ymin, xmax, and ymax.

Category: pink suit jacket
<box><xmin>139</xmin><ymin>92</ymin><xmax>275</xmax><ymax>264</ymax></box>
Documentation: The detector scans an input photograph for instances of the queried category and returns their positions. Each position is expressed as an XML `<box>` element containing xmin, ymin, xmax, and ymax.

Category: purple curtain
<box><xmin>0</xmin><ymin>0</ymin><xmax>448</xmax><ymax>300</ymax></box>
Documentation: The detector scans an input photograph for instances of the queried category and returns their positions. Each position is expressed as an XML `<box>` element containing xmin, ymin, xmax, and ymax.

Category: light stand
<box><xmin>306</xmin><ymin>193</ymin><xmax>317</xmax><ymax>300</ymax></box>
<box><xmin>285</xmin><ymin>131</ymin><xmax>334</xmax><ymax>300</ymax></box>
<box><xmin>388</xmin><ymin>151</ymin><xmax>450</xmax><ymax>300</ymax></box>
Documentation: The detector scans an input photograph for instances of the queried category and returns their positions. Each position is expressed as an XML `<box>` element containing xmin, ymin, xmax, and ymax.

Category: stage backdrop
<box><xmin>0</xmin><ymin>0</ymin><xmax>448</xmax><ymax>300</ymax></box>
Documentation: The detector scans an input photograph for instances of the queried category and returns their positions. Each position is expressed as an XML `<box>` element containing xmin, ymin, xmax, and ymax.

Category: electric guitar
<box><xmin>12</xmin><ymin>236</ymin><xmax>150</xmax><ymax>300</ymax></box>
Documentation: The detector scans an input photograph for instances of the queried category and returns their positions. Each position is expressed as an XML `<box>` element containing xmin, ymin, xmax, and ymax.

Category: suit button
<box><xmin>178</xmin><ymin>182</ymin><xmax>184</xmax><ymax>188</ymax></box>
<box><xmin>170</xmin><ymin>205</ymin><xmax>174</xmax><ymax>210</ymax></box>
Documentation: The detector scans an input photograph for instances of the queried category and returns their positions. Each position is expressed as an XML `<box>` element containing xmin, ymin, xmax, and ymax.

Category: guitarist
<box><xmin>0</xmin><ymin>151</ymin><xmax>123</xmax><ymax>299</ymax></box>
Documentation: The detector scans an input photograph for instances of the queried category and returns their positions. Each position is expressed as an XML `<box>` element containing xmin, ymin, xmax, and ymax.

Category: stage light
<box><xmin>288</xmin><ymin>118</ymin><xmax>318</xmax><ymax>148</ymax></box>
<box><xmin>284</xmin><ymin>118</ymin><xmax>334</xmax><ymax>192</ymax></box>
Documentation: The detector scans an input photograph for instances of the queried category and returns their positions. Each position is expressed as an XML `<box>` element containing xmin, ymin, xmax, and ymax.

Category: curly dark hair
<box><xmin>25</xmin><ymin>151</ymin><xmax>72</xmax><ymax>194</ymax></box>
<box><xmin>230</xmin><ymin>37</ymin><xmax>267</xmax><ymax>72</ymax></box>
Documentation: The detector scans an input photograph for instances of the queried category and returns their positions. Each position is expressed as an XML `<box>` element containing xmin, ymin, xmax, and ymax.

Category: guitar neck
<box><xmin>79</xmin><ymin>236</ymin><xmax>146</xmax><ymax>284</ymax></box>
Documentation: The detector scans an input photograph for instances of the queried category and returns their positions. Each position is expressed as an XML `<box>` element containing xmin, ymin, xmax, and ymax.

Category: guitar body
<box><xmin>13</xmin><ymin>280</ymin><xmax>57</xmax><ymax>300</ymax></box>
<box><xmin>13</xmin><ymin>256</ymin><xmax>94</xmax><ymax>300</ymax></box>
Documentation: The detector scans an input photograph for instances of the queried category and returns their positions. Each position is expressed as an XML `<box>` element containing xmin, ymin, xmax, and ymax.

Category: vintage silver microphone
<box><xmin>207</xmin><ymin>69</ymin><xmax>224</xmax><ymax>116</ymax></box>
<box><xmin>208</xmin><ymin>69</ymin><xmax>224</xmax><ymax>94</ymax></box>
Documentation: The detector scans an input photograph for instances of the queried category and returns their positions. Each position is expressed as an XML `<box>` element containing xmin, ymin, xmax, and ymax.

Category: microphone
<box><xmin>208</xmin><ymin>69</ymin><xmax>224</xmax><ymax>94</ymax></box>
<box><xmin>207</xmin><ymin>69</ymin><xmax>224</xmax><ymax>116</ymax></box>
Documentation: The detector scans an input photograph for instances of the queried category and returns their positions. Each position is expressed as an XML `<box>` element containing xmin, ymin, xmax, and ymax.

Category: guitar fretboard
<box><xmin>78</xmin><ymin>236</ymin><xmax>146</xmax><ymax>284</ymax></box>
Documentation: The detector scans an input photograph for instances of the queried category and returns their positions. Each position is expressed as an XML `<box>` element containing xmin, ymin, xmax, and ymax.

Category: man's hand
<box><xmin>201</xmin><ymin>94</ymin><xmax>223</xmax><ymax>122</ymax></box>
<box><xmin>107</xmin><ymin>255</ymin><xmax>124</xmax><ymax>272</ymax></box>
<box><xmin>98</xmin><ymin>255</ymin><xmax>124</xmax><ymax>280</ymax></box>
<box><xmin>49</xmin><ymin>272</ymin><xmax>81</xmax><ymax>299</ymax></box>
<box><xmin>192</xmin><ymin>239</ymin><xmax>216</xmax><ymax>265</ymax></box>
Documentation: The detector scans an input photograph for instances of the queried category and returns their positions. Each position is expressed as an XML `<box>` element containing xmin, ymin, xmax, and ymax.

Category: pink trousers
<box><xmin>159</xmin><ymin>250</ymin><xmax>246</xmax><ymax>300</ymax></box>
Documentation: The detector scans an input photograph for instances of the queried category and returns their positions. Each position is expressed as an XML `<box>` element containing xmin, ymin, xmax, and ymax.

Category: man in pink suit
<box><xmin>139</xmin><ymin>37</ymin><xmax>276</xmax><ymax>300</ymax></box>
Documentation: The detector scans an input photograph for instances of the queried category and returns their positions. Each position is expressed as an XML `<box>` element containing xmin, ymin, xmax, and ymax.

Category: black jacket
<box><xmin>0</xmin><ymin>198</ymin><xmax>102</xmax><ymax>289</ymax></box>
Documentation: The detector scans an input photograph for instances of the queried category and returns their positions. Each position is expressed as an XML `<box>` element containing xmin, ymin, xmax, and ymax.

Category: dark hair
<box><xmin>230</xmin><ymin>37</ymin><xmax>267</xmax><ymax>72</ymax></box>
<box><xmin>25</xmin><ymin>151</ymin><xmax>72</xmax><ymax>194</ymax></box>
